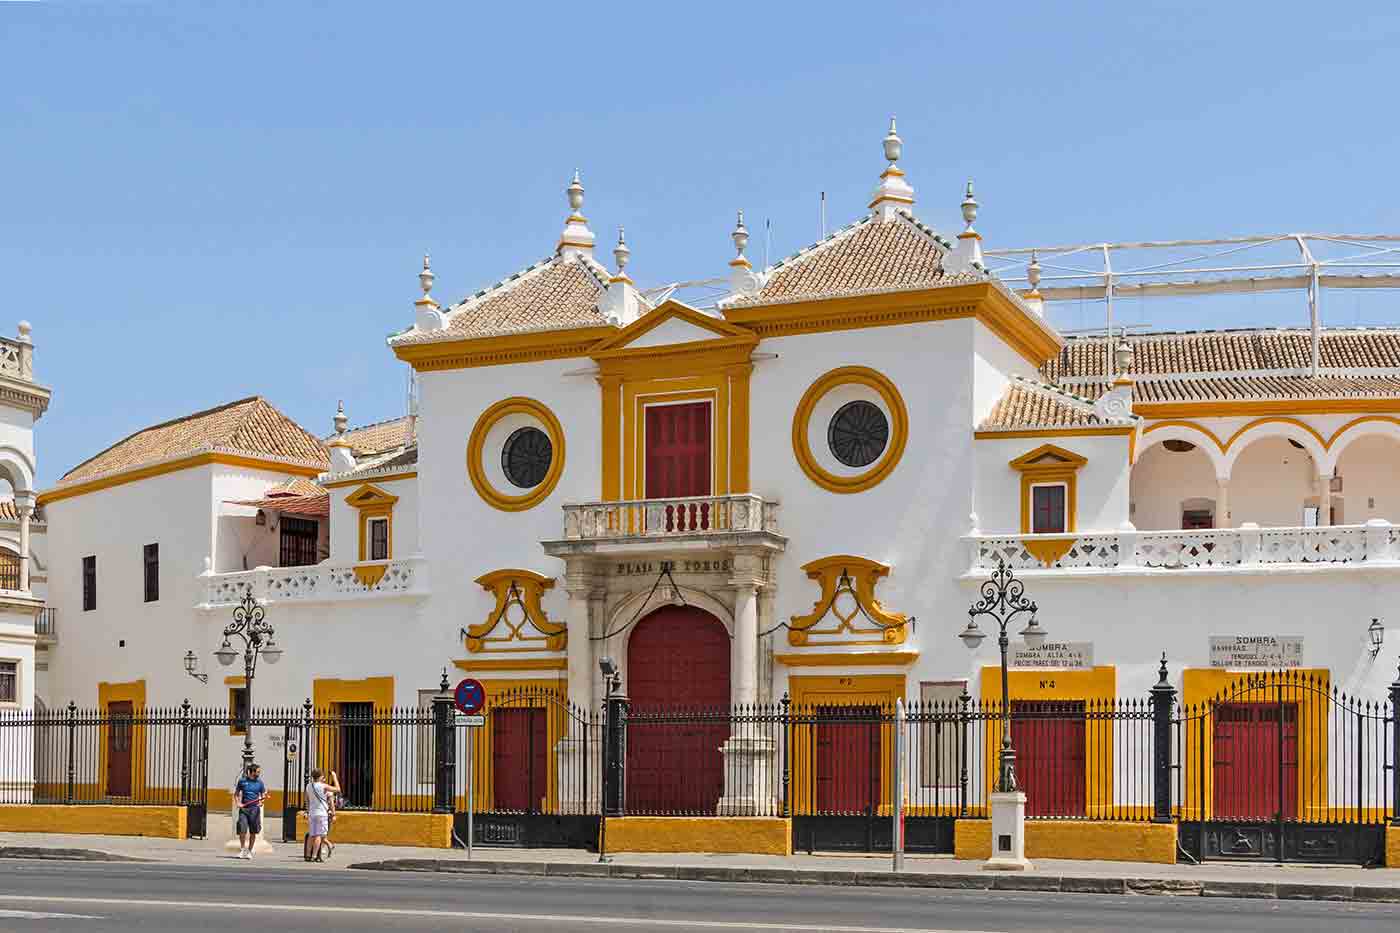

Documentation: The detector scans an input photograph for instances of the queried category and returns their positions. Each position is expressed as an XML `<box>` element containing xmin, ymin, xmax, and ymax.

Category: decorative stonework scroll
<box><xmin>465</xmin><ymin>569</ymin><xmax>566</xmax><ymax>653</ymax></box>
<box><xmin>787</xmin><ymin>555</ymin><xmax>909</xmax><ymax>647</ymax></box>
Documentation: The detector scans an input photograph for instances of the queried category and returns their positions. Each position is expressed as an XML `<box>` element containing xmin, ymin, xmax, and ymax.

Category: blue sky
<box><xmin>4</xmin><ymin>2</ymin><xmax>1400</xmax><ymax>485</ymax></box>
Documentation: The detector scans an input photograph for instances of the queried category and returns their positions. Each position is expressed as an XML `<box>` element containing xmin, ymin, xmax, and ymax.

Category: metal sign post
<box><xmin>452</xmin><ymin>678</ymin><xmax>487</xmax><ymax>861</ymax></box>
<box><xmin>466</xmin><ymin>724</ymin><xmax>474</xmax><ymax>861</ymax></box>
<box><xmin>892</xmin><ymin>698</ymin><xmax>905</xmax><ymax>873</ymax></box>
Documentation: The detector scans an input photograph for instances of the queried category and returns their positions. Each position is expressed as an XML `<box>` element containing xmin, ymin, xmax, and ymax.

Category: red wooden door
<box><xmin>645</xmin><ymin>402</ymin><xmax>711</xmax><ymax>499</ymax></box>
<box><xmin>1213</xmin><ymin>703</ymin><xmax>1297</xmax><ymax>820</ymax></box>
<box><xmin>106</xmin><ymin>700</ymin><xmax>134</xmax><ymax>798</ymax></box>
<box><xmin>626</xmin><ymin>606</ymin><xmax>730</xmax><ymax>813</ymax></box>
<box><xmin>815</xmin><ymin>706</ymin><xmax>881</xmax><ymax>814</ymax></box>
<box><xmin>492</xmin><ymin>707</ymin><xmax>548</xmax><ymax>813</ymax></box>
<box><xmin>1011</xmin><ymin>701</ymin><xmax>1086</xmax><ymax>817</ymax></box>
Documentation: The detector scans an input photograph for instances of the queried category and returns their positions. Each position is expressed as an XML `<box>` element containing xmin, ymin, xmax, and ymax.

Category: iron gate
<box><xmin>1176</xmin><ymin>670</ymin><xmax>1393</xmax><ymax>865</ymax></box>
<box><xmin>182</xmin><ymin>721</ymin><xmax>209</xmax><ymax>838</ymax></box>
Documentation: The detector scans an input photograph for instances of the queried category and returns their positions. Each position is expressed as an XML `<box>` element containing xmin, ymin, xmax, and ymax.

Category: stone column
<box><xmin>563</xmin><ymin>558</ymin><xmax>595</xmax><ymax>716</ymax></box>
<box><xmin>16</xmin><ymin>495</ymin><xmax>33</xmax><ymax>592</ymax></box>
<box><xmin>1215</xmin><ymin>476</ymin><xmax>1230</xmax><ymax>528</ymax></box>
<box><xmin>756</xmin><ymin>589</ymin><xmax>777</xmax><ymax>704</ymax></box>
<box><xmin>721</xmin><ymin>554</ymin><xmax>774</xmax><ymax>815</ymax></box>
<box><xmin>1318</xmin><ymin>472</ymin><xmax>1332</xmax><ymax>526</ymax></box>
<box><xmin>730</xmin><ymin>555</ymin><xmax>762</xmax><ymax>707</ymax></box>
<box><xmin>559</xmin><ymin>557</ymin><xmax>598</xmax><ymax>813</ymax></box>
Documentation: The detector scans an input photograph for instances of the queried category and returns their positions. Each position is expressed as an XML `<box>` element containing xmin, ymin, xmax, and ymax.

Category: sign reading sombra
<box><xmin>1209</xmin><ymin>635</ymin><xmax>1304</xmax><ymax>669</ymax></box>
<box><xmin>1010</xmin><ymin>641</ymin><xmax>1093</xmax><ymax>670</ymax></box>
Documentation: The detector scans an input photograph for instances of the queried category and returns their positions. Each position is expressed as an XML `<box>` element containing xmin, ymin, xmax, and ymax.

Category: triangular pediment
<box><xmin>591</xmin><ymin>299</ymin><xmax>755</xmax><ymax>355</ymax></box>
<box><xmin>344</xmin><ymin>483</ymin><xmax>399</xmax><ymax>508</ymax></box>
<box><xmin>1008</xmin><ymin>444</ymin><xmax>1088</xmax><ymax>472</ymax></box>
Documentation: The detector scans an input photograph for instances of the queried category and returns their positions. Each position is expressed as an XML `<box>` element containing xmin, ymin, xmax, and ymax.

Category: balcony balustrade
<box><xmin>968</xmin><ymin>520</ymin><xmax>1399</xmax><ymax>575</ymax></box>
<box><xmin>200</xmin><ymin>555</ymin><xmax>428</xmax><ymax>608</ymax></box>
<box><xmin>561</xmin><ymin>494</ymin><xmax>779</xmax><ymax>541</ymax></box>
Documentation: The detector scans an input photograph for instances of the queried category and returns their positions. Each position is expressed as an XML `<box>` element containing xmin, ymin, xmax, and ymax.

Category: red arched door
<box><xmin>626</xmin><ymin>605</ymin><xmax>730</xmax><ymax>813</ymax></box>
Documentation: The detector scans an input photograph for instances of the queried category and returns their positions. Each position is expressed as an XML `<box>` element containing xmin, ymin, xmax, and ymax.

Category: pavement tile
<box><xmin>739</xmin><ymin>868</ymin><xmax>797</xmax><ymax>884</ymax></box>
<box><xmin>1200</xmin><ymin>880</ymin><xmax>1277</xmax><ymax>899</ymax></box>
<box><xmin>545</xmin><ymin>862</ymin><xmax>612</xmax><ymax>877</ymax></box>
<box><xmin>1126</xmin><ymin>878</ymin><xmax>1204</xmax><ymax>896</ymax></box>
<box><xmin>794</xmin><ymin>870</ymin><xmax>859</xmax><ymax>886</ymax></box>
<box><xmin>992</xmin><ymin>875</ymin><xmax>1062</xmax><ymax>892</ymax></box>
<box><xmin>1276</xmin><ymin>883</ymin><xmax>1353</xmax><ymax>901</ymax></box>
<box><xmin>1353</xmin><ymin>885</ymin><xmax>1400</xmax><ymax>903</ymax></box>
<box><xmin>683</xmin><ymin>867</ymin><xmax>742</xmax><ymax>882</ymax></box>
<box><xmin>911</xmin><ymin>873</ymin><xmax>994</xmax><ymax>890</ymax></box>
<box><xmin>433</xmin><ymin>860</ymin><xmax>496</xmax><ymax>874</ymax></box>
<box><xmin>608</xmin><ymin>865</ymin><xmax>680</xmax><ymax>880</ymax></box>
<box><xmin>1061</xmin><ymin>877</ymin><xmax>1127</xmax><ymax>895</ymax></box>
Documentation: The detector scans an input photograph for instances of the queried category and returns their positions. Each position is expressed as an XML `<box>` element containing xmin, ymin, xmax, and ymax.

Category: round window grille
<box><xmin>827</xmin><ymin>400</ymin><xmax>890</xmax><ymax>468</ymax></box>
<box><xmin>501</xmin><ymin>427</ymin><xmax>553</xmax><ymax>489</ymax></box>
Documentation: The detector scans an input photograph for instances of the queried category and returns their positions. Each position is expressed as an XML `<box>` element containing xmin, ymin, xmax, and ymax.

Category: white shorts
<box><xmin>307</xmin><ymin>813</ymin><xmax>329</xmax><ymax>837</ymax></box>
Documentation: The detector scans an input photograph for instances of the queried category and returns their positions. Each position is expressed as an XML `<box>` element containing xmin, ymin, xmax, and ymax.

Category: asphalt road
<box><xmin>0</xmin><ymin>859</ymin><xmax>1398</xmax><ymax>932</ymax></box>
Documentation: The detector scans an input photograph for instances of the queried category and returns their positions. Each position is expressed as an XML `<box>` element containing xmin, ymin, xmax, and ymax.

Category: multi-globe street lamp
<box><xmin>213</xmin><ymin>592</ymin><xmax>283</xmax><ymax>770</ymax></box>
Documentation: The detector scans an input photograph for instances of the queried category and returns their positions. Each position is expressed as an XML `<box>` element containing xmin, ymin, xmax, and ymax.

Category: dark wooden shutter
<box><xmin>644</xmin><ymin>402</ymin><xmax>712</xmax><ymax>499</ymax></box>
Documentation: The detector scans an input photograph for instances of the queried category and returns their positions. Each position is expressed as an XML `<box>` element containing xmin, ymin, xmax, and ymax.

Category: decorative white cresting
<box><xmin>414</xmin><ymin>252</ymin><xmax>445</xmax><ymax>331</ymax></box>
<box><xmin>868</xmin><ymin>115</ymin><xmax>915</xmax><ymax>220</ymax></box>
<box><xmin>728</xmin><ymin>209</ymin><xmax>762</xmax><ymax>297</ymax></box>
<box><xmin>327</xmin><ymin>400</ymin><xmax>356</xmax><ymax>473</ymax></box>
<box><xmin>557</xmin><ymin>169</ymin><xmax>596</xmax><ymax>259</ymax></box>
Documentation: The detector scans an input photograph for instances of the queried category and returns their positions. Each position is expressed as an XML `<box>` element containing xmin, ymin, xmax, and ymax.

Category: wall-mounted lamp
<box><xmin>183</xmin><ymin>649</ymin><xmax>208</xmax><ymax>684</ymax></box>
<box><xmin>1369</xmin><ymin>618</ymin><xmax>1384</xmax><ymax>659</ymax></box>
<box><xmin>255</xmin><ymin>510</ymin><xmax>267</xmax><ymax>527</ymax></box>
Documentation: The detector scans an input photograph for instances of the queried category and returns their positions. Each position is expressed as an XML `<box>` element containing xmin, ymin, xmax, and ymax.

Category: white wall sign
<box><xmin>1209</xmin><ymin>635</ymin><xmax>1304</xmax><ymax>669</ymax></box>
<box><xmin>1010</xmin><ymin>641</ymin><xmax>1093</xmax><ymax>670</ymax></box>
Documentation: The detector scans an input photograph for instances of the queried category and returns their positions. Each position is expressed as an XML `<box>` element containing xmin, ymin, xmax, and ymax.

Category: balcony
<box><xmin>33</xmin><ymin>607</ymin><xmax>55</xmax><ymax>643</ymax></box>
<box><xmin>967</xmin><ymin>520</ymin><xmax>1400</xmax><ymax>576</ymax></box>
<box><xmin>199</xmin><ymin>555</ymin><xmax>429</xmax><ymax>608</ymax></box>
<box><xmin>546</xmin><ymin>494</ymin><xmax>785</xmax><ymax>557</ymax></box>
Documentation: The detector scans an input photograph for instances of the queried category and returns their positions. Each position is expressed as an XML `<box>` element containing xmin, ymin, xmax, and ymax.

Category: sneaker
<box><xmin>238</xmin><ymin>849</ymin><xmax>249</xmax><ymax>859</ymax></box>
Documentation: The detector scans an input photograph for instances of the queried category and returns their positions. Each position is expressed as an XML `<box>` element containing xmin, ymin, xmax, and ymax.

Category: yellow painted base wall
<box><xmin>954</xmin><ymin>819</ymin><xmax>1176</xmax><ymax>864</ymax></box>
<box><xmin>1388</xmin><ymin>824</ymin><xmax>1400</xmax><ymax>868</ymax></box>
<box><xmin>0</xmin><ymin>804</ymin><xmax>186</xmax><ymax>839</ymax></box>
<box><xmin>295</xmin><ymin>810</ymin><xmax>452</xmax><ymax>849</ymax></box>
<box><xmin>605</xmin><ymin>817</ymin><xmax>792</xmax><ymax>856</ymax></box>
<box><xmin>208</xmin><ymin>789</ymin><xmax>285</xmax><ymax>812</ymax></box>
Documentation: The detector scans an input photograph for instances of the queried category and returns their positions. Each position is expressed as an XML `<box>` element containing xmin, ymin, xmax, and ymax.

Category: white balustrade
<box><xmin>201</xmin><ymin>555</ymin><xmax>428</xmax><ymax>607</ymax></box>
<box><xmin>0</xmin><ymin>337</ymin><xmax>32</xmax><ymax>381</ymax></box>
<box><xmin>968</xmin><ymin>522</ymin><xmax>1394</xmax><ymax>574</ymax></box>
<box><xmin>562</xmin><ymin>494</ymin><xmax>778</xmax><ymax>541</ymax></box>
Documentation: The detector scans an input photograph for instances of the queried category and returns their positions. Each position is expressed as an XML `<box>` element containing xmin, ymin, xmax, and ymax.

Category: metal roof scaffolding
<box><xmin>984</xmin><ymin>234</ymin><xmax>1400</xmax><ymax>376</ymax></box>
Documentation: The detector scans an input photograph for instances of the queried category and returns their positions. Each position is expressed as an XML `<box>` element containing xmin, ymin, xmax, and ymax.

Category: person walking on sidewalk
<box><xmin>304</xmin><ymin>768</ymin><xmax>341</xmax><ymax>862</ymax></box>
<box><xmin>234</xmin><ymin>762</ymin><xmax>268</xmax><ymax>859</ymax></box>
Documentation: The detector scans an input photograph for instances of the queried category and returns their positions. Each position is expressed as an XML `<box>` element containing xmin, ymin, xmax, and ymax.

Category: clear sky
<box><xmin>4</xmin><ymin>2</ymin><xmax>1400</xmax><ymax>485</ymax></box>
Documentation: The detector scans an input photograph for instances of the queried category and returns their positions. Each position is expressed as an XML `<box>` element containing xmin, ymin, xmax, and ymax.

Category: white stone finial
<box><xmin>730</xmin><ymin>210</ymin><xmax>750</xmax><ymax>269</ymax></box>
<box><xmin>613</xmin><ymin>226</ymin><xmax>630</xmax><ymax>275</ymax></box>
<box><xmin>1027</xmin><ymin>250</ymin><xmax>1041</xmax><ymax>291</ymax></box>
<box><xmin>333</xmin><ymin>400</ymin><xmax>348</xmax><ymax>436</ymax></box>
<box><xmin>418</xmin><ymin>253</ymin><xmax>434</xmax><ymax>298</ymax></box>
<box><xmin>558</xmin><ymin>169</ymin><xmax>596</xmax><ymax>258</ymax></box>
<box><xmin>869</xmin><ymin>116</ymin><xmax>914</xmax><ymax>219</ymax></box>
<box><xmin>16</xmin><ymin>321</ymin><xmax>31</xmax><ymax>344</ymax></box>
<box><xmin>961</xmin><ymin>180</ymin><xmax>978</xmax><ymax>232</ymax></box>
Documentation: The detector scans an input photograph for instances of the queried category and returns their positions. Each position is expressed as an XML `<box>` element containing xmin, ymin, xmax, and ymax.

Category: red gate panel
<box><xmin>1012</xmin><ymin>701</ymin><xmax>1086</xmax><ymax>817</ymax></box>
<box><xmin>492</xmin><ymin>707</ymin><xmax>547</xmax><ymax>813</ymax></box>
<box><xmin>815</xmin><ymin>707</ymin><xmax>881</xmax><ymax>814</ymax></box>
<box><xmin>1213</xmin><ymin>702</ymin><xmax>1298</xmax><ymax>820</ymax></box>
<box><xmin>626</xmin><ymin>606</ymin><xmax>730</xmax><ymax>813</ymax></box>
<box><xmin>106</xmin><ymin>700</ymin><xmax>134</xmax><ymax>798</ymax></box>
<box><xmin>645</xmin><ymin>402</ymin><xmax>712</xmax><ymax>500</ymax></box>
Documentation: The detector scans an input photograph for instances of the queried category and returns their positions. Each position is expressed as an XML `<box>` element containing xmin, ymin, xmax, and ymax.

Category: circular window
<box><xmin>501</xmin><ymin>427</ymin><xmax>553</xmax><ymax>489</ymax></box>
<box><xmin>827</xmin><ymin>400</ymin><xmax>889</xmax><ymax>468</ymax></box>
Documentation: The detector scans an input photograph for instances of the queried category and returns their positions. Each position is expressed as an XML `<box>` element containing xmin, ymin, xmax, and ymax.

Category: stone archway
<box><xmin>626</xmin><ymin>605</ymin><xmax>731</xmax><ymax>708</ymax></box>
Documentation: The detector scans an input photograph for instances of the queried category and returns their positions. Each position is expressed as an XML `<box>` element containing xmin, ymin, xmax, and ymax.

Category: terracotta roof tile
<box><xmin>978</xmin><ymin>379</ymin><xmax>1125</xmax><ymax>431</ymax></box>
<box><xmin>334</xmin><ymin>416</ymin><xmax>414</xmax><ymax>456</ymax></box>
<box><xmin>60</xmin><ymin>397</ymin><xmax>329</xmax><ymax>484</ymax></box>
<box><xmin>0</xmin><ymin>498</ymin><xmax>42</xmax><ymax>522</ymax></box>
<box><xmin>727</xmin><ymin>214</ymin><xmax>970</xmax><ymax>308</ymax></box>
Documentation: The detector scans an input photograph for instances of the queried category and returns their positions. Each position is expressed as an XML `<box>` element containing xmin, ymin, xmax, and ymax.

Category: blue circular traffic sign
<box><xmin>454</xmin><ymin>678</ymin><xmax>486</xmax><ymax>715</ymax></box>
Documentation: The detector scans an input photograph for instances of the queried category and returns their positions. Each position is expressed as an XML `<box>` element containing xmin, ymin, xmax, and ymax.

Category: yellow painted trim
<box><xmin>788</xmin><ymin>555</ymin><xmax>909</xmax><ymax>647</ymax></box>
<box><xmin>453</xmin><ymin>657</ymin><xmax>569</xmax><ymax>672</ymax></box>
<box><xmin>1388</xmin><ymin>824</ymin><xmax>1400</xmax><ymax>868</ymax></box>
<box><xmin>1222</xmin><ymin>416</ymin><xmax>1329</xmax><ymax>454</ymax></box>
<box><xmin>606</xmin><ymin>817</ymin><xmax>791</xmax><ymax>855</ymax></box>
<box><xmin>774</xmin><ymin>650</ymin><xmax>919</xmax><ymax>667</ymax></box>
<box><xmin>1137</xmin><ymin>398</ymin><xmax>1400</xmax><ymax>419</ymax></box>
<box><xmin>954</xmin><ymin>819</ymin><xmax>1176</xmax><ymax>864</ymax></box>
<box><xmin>0</xmin><ymin>804</ymin><xmax>187</xmax><ymax>839</ymax></box>
<box><xmin>228</xmin><ymin>684</ymin><xmax>248</xmax><ymax>736</ymax></box>
<box><xmin>722</xmin><ymin>282</ymin><xmax>1062</xmax><ymax>369</ymax></box>
<box><xmin>321</xmin><ymin>471</ymin><xmax>417</xmax><ymax>490</ymax></box>
<box><xmin>38</xmin><ymin>453</ymin><xmax>323</xmax><ymax>506</ymax></box>
<box><xmin>1179</xmin><ymin>668</ymin><xmax>1331</xmax><ymax>822</ymax></box>
<box><xmin>466</xmin><ymin>569</ymin><xmax>565</xmax><ymax>654</ymax></box>
<box><xmin>347</xmin><ymin>484</ymin><xmax>399</xmax><ymax>561</ymax></box>
<box><xmin>599</xmin><ymin>375</ymin><xmax>623</xmax><ymax>502</ymax></box>
<box><xmin>1327</xmin><ymin>414</ymin><xmax>1400</xmax><ymax>449</ymax></box>
<box><xmin>392</xmin><ymin>325</ymin><xmax>617</xmax><ymax>372</ymax></box>
<box><xmin>974</xmin><ymin>426</ymin><xmax>1135</xmax><ymax>440</ymax></box>
<box><xmin>590</xmin><ymin>299</ymin><xmax>756</xmax><ymax>352</ymax></box>
<box><xmin>788</xmin><ymin>674</ymin><xmax>905</xmax><ymax>816</ymax></box>
<box><xmin>1022</xmin><ymin>538</ymin><xmax>1077</xmax><ymax>566</ymax></box>
<box><xmin>312</xmin><ymin>676</ymin><xmax>395</xmax><ymax>810</ymax></box>
<box><xmin>791</xmin><ymin>366</ymin><xmax>909</xmax><ymax>494</ymax></box>
<box><xmin>97</xmin><ymin>679</ymin><xmax>146</xmax><ymax>800</ymax></box>
<box><xmin>466</xmin><ymin>397</ymin><xmax>566</xmax><ymax>512</ymax></box>
<box><xmin>353</xmin><ymin>564</ymin><xmax>389</xmax><ymax>588</ymax></box>
<box><xmin>979</xmin><ymin>666</ymin><xmax>1116</xmax><ymax>812</ymax></box>
<box><xmin>223</xmin><ymin>675</ymin><xmax>246</xmax><ymax>686</ymax></box>
<box><xmin>627</xmin><ymin>385</ymin><xmax>727</xmax><ymax>500</ymax></box>
<box><xmin>1009</xmin><ymin>443</ymin><xmax>1086</xmax><ymax>534</ymax></box>
<box><xmin>295</xmin><ymin>810</ymin><xmax>452</xmax><ymax>848</ymax></box>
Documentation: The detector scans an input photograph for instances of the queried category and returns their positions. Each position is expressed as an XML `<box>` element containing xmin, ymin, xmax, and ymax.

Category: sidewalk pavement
<box><xmin>2</xmin><ymin>819</ymin><xmax>1399</xmax><ymax>904</ymax></box>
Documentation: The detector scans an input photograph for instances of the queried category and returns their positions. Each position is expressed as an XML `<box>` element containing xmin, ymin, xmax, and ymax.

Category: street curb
<box><xmin>0</xmin><ymin>846</ymin><xmax>150</xmax><ymax>863</ymax></box>
<box><xmin>348</xmin><ymin>857</ymin><xmax>1400</xmax><ymax>904</ymax></box>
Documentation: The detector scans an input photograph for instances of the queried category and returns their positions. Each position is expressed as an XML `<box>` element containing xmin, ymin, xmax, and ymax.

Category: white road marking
<box><xmin>0</xmin><ymin>894</ymin><xmax>1002</xmax><ymax>933</ymax></box>
<box><xmin>0</xmin><ymin>908</ymin><xmax>103</xmax><ymax>919</ymax></box>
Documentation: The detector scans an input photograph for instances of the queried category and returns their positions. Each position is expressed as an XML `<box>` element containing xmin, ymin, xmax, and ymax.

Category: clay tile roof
<box><xmin>1041</xmin><ymin>327</ymin><xmax>1400</xmax><ymax>404</ymax></box>
<box><xmin>60</xmin><ymin>397</ymin><xmax>330</xmax><ymax>484</ymax></box>
<box><xmin>978</xmin><ymin>378</ymin><xmax>1126</xmax><ymax>432</ymax></box>
<box><xmin>0</xmin><ymin>498</ymin><xmax>43</xmax><ymax>522</ymax></box>
<box><xmin>228</xmin><ymin>477</ymin><xmax>330</xmax><ymax>518</ymax></box>
<box><xmin>333</xmin><ymin>416</ymin><xmax>415</xmax><ymax>456</ymax></box>
<box><xmin>726</xmin><ymin>214</ymin><xmax>973</xmax><ymax>308</ymax></box>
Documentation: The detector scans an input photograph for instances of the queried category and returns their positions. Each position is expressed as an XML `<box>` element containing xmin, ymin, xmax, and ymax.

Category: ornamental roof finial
<box><xmin>557</xmin><ymin>169</ymin><xmax>596</xmax><ymax>258</ymax></box>
<box><xmin>1027</xmin><ymin>250</ymin><xmax>1041</xmax><ymax>291</ymax></box>
<box><xmin>567</xmin><ymin>168</ymin><xmax>585</xmax><ymax>214</ymax></box>
<box><xmin>869</xmin><ymin>115</ymin><xmax>914</xmax><ymax>219</ymax></box>
<box><xmin>730</xmin><ymin>210</ymin><xmax>751</xmax><ymax>269</ymax></box>
<box><xmin>613</xmin><ymin>226</ymin><xmax>631</xmax><ymax>276</ymax></box>
<box><xmin>961</xmin><ymin>180</ymin><xmax>979</xmax><ymax>233</ymax></box>
<box><xmin>418</xmin><ymin>252</ymin><xmax>434</xmax><ymax>298</ymax></box>
<box><xmin>883</xmin><ymin>115</ymin><xmax>902</xmax><ymax>165</ymax></box>
<box><xmin>333</xmin><ymin>400</ymin><xmax>348</xmax><ymax>436</ymax></box>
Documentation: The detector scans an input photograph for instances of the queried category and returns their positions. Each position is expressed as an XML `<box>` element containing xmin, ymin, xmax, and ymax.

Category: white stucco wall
<box><xmin>326</xmin><ymin>474</ymin><xmax>419</xmax><ymax>563</ymax></box>
<box><xmin>1130</xmin><ymin>441</ymin><xmax>1220</xmax><ymax>530</ymax></box>
<box><xmin>1333</xmin><ymin>434</ymin><xmax>1400</xmax><ymax>524</ymax></box>
<box><xmin>971</xmin><ymin>320</ymin><xmax>1038</xmax><ymax>427</ymax></box>
<box><xmin>973</xmin><ymin>433</ymin><xmax>1131</xmax><ymax>533</ymax></box>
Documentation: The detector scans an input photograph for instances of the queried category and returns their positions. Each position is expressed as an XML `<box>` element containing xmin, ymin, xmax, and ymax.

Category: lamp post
<box><xmin>214</xmin><ymin>592</ymin><xmax>282</xmax><ymax>771</ymax></box>
<box><xmin>1369</xmin><ymin>618</ymin><xmax>1384</xmax><ymax>659</ymax></box>
<box><xmin>959</xmin><ymin>560</ymin><xmax>1043</xmax><ymax>870</ymax></box>
<box><xmin>598</xmin><ymin>656</ymin><xmax>623</xmax><ymax>864</ymax></box>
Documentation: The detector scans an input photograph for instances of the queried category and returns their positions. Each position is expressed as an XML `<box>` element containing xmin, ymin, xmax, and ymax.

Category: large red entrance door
<box><xmin>106</xmin><ymin>700</ymin><xmax>134</xmax><ymax>798</ymax></box>
<box><xmin>1213</xmin><ymin>703</ymin><xmax>1298</xmax><ymax>820</ymax></box>
<box><xmin>645</xmin><ymin>402</ymin><xmax>711</xmax><ymax>499</ymax></box>
<box><xmin>626</xmin><ymin>606</ymin><xmax>730</xmax><ymax>813</ymax></box>
<box><xmin>492</xmin><ymin>707</ymin><xmax>548</xmax><ymax>813</ymax></box>
<box><xmin>1011</xmin><ymin>701</ymin><xmax>1086</xmax><ymax>817</ymax></box>
<box><xmin>814</xmin><ymin>706</ymin><xmax>881</xmax><ymax>814</ymax></box>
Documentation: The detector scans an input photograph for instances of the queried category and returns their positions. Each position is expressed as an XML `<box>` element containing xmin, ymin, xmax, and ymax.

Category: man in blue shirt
<box><xmin>234</xmin><ymin>762</ymin><xmax>267</xmax><ymax>859</ymax></box>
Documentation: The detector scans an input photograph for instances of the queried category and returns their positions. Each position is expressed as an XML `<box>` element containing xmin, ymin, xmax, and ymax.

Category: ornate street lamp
<box><xmin>183</xmin><ymin>649</ymin><xmax>208</xmax><ymax>684</ymax></box>
<box><xmin>1369</xmin><ymin>618</ymin><xmax>1384</xmax><ymax>659</ymax></box>
<box><xmin>960</xmin><ymin>560</ymin><xmax>1044</xmax><ymax>794</ymax></box>
<box><xmin>215</xmin><ymin>593</ymin><xmax>282</xmax><ymax>770</ymax></box>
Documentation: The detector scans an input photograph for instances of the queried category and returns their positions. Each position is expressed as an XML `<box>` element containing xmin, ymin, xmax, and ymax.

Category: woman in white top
<box><xmin>304</xmin><ymin>768</ymin><xmax>341</xmax><ymax>862</ymax></box>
